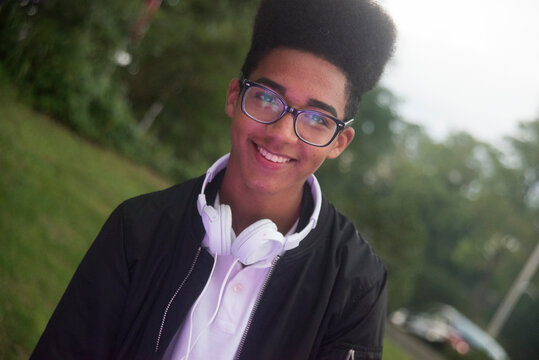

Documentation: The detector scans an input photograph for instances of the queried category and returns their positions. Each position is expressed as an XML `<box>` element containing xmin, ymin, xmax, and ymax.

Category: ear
<box><xmin>327</xmin><ymin>127</ymin><xmax>355</xmax><ymax>159</ymax></box>
<box><xmin>225</xmin><ymin>79</ymin><xmax>241</xmax><ymax>118</ymax></box>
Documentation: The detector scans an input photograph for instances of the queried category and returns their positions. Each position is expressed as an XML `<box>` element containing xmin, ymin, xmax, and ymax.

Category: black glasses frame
<box><xmin>240</xmin><ymin>79</ymin><xmax>354</xmax><ymax>147</ymax></box>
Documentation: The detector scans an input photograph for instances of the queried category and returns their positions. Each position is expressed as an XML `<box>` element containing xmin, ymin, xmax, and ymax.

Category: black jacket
<box><xmin>31</xmin><ymin>173</ymin><xmax>387</xmax><ymax>360</ymax></box>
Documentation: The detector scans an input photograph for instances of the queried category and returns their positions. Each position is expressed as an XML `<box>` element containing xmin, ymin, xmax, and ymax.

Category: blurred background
<box><xmin>0</xmin><ymin>0</ymin><xmax>537</xmax><ymax>359</ymax></box>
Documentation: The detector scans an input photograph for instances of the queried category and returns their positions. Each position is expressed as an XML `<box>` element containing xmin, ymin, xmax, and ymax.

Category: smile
<box><xmin>256</xmin><ymin>145</ymin><xmax>292</xmax><ymax>164</ymax></box>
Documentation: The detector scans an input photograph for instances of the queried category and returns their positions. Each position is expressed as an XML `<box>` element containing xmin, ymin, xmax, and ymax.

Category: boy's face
<box><xmin>225</xmin><ymin>47</ymin><xmax>355</xmax><ymax>197</ymax></box>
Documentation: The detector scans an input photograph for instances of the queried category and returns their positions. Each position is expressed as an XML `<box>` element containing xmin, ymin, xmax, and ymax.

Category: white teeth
<box><xmin>257</xmin><ymin>145</ymin><xmax>291</xmax><ymax>164</ymax></box>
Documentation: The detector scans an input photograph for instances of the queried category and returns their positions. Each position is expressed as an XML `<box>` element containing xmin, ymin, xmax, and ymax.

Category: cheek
<box><xmin>230</xmin><ymin>113</ymin><xmax>255</xmax><ymax>142</ymax></box>
<box><xmin>304</xmin><ymin>148</ymin><xmax>331</xmax><ymax>170</ymax></box>
<box><xmin>230</xmin><ymin>118</ymin><xmax>243</xmax><ymax>144</ymax></box>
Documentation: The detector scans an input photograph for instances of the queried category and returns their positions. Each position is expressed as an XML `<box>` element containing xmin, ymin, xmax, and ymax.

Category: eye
<box><xmin>305</xmin><ymin>112</ymin><xmax>330</xmax><ymax>128</ymax></box>
<box><xmin>252</xmin><ymin>90</ymin><xmax>282</xmax><ymax>112</ymax></box>
<box><xmin>254</xmin><ymin>91</ymin><xmax>277</xmax><ymax>104</ymax></box>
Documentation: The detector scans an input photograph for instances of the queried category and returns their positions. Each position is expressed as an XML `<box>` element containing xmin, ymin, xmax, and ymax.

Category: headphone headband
<box><xmin>197</xmin><ymin>153</ymin><xmax>230</xmax><ymax>215</ymax></box>
<box><xmin>197</xmin><ymin>153</ymin><xmax>321</xmax><ymax>262</ymax></box>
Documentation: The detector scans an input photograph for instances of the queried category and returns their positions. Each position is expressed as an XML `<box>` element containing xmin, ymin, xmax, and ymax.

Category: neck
<box><xmin>219</xmin><ymin>172</ymin><xmax>303</xmax><ymax>235</ymax></box>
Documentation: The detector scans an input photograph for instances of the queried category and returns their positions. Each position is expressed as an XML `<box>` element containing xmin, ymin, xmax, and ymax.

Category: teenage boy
<box><xmin>32</xmin><ymin>0</ymin><xmax>396</xmax><ymax>359</ymax></box>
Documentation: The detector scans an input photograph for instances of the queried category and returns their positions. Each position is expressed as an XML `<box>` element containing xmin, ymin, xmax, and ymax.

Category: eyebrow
<box><xmin>254</xmin><ymin>77</ymin><xmax>339</xmax><ymax>118</ymax></box>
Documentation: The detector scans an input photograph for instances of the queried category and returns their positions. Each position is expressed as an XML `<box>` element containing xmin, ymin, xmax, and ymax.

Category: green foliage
<box><xmin>120</xmin><ymin>0</ymin><xmax>258</xmax><ymax>180</ymax></box>
<box><xmin>508</xmin><ymin>119</ymin><xmax>539</xmax><ymax>210</ymax></box>
<box><xmin>0</xmin><ymin>0</ymin><xmax>140</xmax><ymax>148</ymax></box>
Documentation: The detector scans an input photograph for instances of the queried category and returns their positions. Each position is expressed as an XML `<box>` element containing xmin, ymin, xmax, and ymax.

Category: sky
<box><xmin>378</xmin><ymin>0</ymin><xmax>539</xmax><ymax>144</ymax></box>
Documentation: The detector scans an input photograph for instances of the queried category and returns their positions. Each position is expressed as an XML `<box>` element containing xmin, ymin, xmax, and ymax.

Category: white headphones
<box><xmin>197</xmin><ymin>153</ymin><xmax>322</xmax><ymax>265</ymax></box>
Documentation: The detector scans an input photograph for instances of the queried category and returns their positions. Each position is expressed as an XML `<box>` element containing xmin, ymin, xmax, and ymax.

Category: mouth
<box><xmin>256</xmin><ymin>144</ymin><xmax>293</xmax><ymax>164</ymax></box>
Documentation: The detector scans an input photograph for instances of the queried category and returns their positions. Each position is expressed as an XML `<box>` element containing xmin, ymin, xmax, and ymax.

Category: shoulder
<box><xmin>320</xmin><ymin>198</ymin><xmax>387</xmax><ymax>289</ymax></box>
<box><xmin>309</xmin><ymin>198</ymin><xmax>388</xmax><ymax>350</ymax></box>
<box><xmin>106</xmin><ymin>176</ymin><xmax>204</xmax><ymax>261</ymax></box>
<box><xmin>118</xmin><ymin>175</ymin><xmax>204</xmax><ymax>222</ymax></box>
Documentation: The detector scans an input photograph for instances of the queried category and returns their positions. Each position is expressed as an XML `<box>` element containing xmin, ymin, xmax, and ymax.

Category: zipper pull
<box><xmin>345</xmin><ymin>349</ymin><xmax>355</xmax><ymax>360</ymax></box>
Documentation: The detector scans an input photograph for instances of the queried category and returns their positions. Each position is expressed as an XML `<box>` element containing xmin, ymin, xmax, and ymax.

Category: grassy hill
<box><xmin>0</xmin><ymin>80</ymin><xmax>412</xmax><ymax>360</ymax></box>
<box><xmin>0</xmin><ymin>81</ymin><xmax>172</xmax><ymax>358</ymax></box>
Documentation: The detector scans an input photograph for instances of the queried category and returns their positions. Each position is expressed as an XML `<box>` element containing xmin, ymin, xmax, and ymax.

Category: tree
<box><xmin>120</xmin><ymin>0</ymin><xmax>258</xmax><ymax>180</ymax></box>
<box><xmin>0</xmin><ymin>0</ymin><xmax>140</xmax><ymax>144</ymax></box>
<box><xmin>495</xmin><ymin>118</ymin><xmax>539</xmax><ymax>359</ymax></box>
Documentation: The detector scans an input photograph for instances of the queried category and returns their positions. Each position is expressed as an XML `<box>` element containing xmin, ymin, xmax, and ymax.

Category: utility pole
<box><xmin>487</xmin><ymin>242</ymin><xmax>539</xmax><ymax>338</ymax></box>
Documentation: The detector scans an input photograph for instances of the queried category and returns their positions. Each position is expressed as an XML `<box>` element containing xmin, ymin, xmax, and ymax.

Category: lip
<box><xmin>251</xmin><ymin>141</ymin><xmax>294</xmax><ymax>168</ymax></box>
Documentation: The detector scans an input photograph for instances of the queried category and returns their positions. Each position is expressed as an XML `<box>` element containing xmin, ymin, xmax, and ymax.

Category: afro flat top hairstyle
<box><xmin>241</xmin><ymin>0</ymin><xmax>396</xmax><ymax>120</ymax></box>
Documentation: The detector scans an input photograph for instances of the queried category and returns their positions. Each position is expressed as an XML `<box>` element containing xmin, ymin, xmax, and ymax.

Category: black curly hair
<box><xmin>241</xmin><ymin>0</ymin><xmax>396</xmax><ymax>120</ymax></box>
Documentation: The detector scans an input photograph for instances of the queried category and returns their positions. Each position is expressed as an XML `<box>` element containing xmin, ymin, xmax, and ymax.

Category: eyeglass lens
<box><xmin>243</xmin><ymin>85</ymin><xmax>338</xmax><ymax>146</ymax></box>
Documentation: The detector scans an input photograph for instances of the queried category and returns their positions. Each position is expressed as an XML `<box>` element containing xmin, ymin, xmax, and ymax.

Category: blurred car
<box><xmin>390</xmin><ymin>303</ymin><xmax>509</xmax><ymax>360</ymax></box>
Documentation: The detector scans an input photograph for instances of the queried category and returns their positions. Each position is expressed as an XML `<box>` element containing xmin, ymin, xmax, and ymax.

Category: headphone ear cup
<box><xmin>232</xmin><ymin>219</ymin><xmax>285</xmax><ymax>265</ymax></box>
<box><xmin>218</xmin><ymin>204</ymin><xmax>233</xmax><ymax>255</ymax></box>
<box><xmin>203</xmin><ymin>203</ymin><xmax>233</xmax><ymax>256</ymax></box>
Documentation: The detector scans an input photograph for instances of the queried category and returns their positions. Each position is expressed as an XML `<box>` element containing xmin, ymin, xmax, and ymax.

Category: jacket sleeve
<box><xmin>31</xmin><ymin>204</ymin><xmax>130</xmax><ymax>360</ymax></box>
<box><xmin>317</xmin><ymin>246</ymin><xmax>388</xmax><ymax>360</ymax></box>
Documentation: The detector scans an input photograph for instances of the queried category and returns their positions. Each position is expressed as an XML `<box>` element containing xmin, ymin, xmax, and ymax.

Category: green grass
<box><xmin>0</xmin><ymin>78</ymin><xmax>414</xmax><ymax>359</ymax></box>
<box><xmin>383</xmin><ymin>338</ymin><xmax>415</xmax><ymax>360</ymax></box>
<box><xmin>0</xmin><ymin>81</ymin><xmax>171</xmax><ymax>359</ymax></box>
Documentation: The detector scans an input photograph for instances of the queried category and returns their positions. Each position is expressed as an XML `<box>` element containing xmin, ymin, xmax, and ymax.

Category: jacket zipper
<box><xmin>155</xmin><ymin>246</ymin><xmax>202</xmax><ymax>353</ymax></box>
<box><xmin>346</xmin><ymin>349</ymin><xmax>355</xmax><ymax>360</ymax></box>
<box><xmin>234</xmin><ymin>256</ymin><xmax>281</xmax><ymax>360</ymax></box>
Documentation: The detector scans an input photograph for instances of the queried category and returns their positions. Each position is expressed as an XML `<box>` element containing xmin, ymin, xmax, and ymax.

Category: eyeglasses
<box><xmin>240</xmin><ymin>79</ymin><xmax>354</xmax><ymax>147</ymax></box>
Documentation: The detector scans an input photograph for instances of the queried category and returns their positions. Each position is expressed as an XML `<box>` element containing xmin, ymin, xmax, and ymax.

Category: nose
<box><xmin>266</xmin><ymin>111</ymin><xmax>298</xmax><ymax>144</ymax></box>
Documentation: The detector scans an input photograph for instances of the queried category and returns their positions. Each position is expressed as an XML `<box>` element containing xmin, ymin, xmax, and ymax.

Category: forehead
<box><xmin>249</xmin><ymin>48</ymin><xmax>348</xmax><ymax>118</ymax></box>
